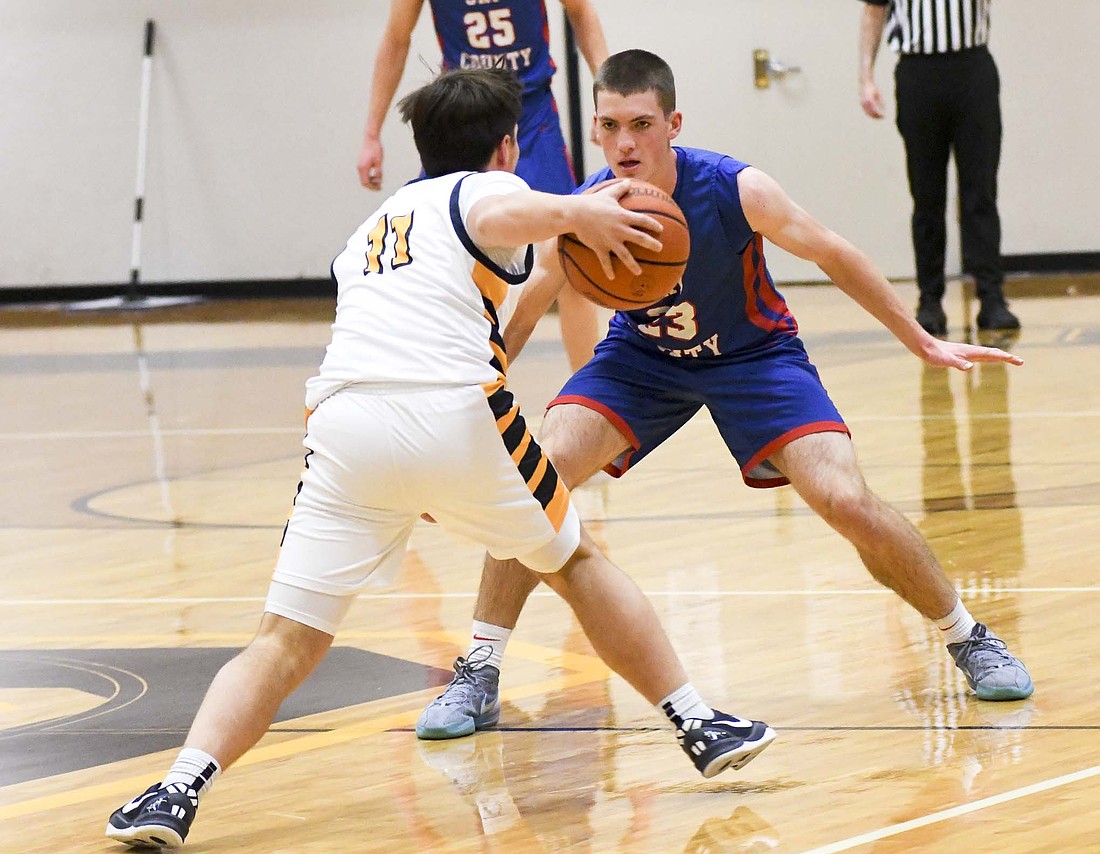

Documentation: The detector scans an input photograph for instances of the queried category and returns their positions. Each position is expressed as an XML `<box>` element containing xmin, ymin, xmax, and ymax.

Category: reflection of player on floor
<box><xmin>357</xmin><ymin>0</ymin><xmax>609</xmax><ymax>371</ymax></box>
<box><xmin>417</xmin><ymin>49</ymin><xmax>1034</xmax><ymax>743</ymax></box>
<box><xmin>105</xmin><ymin>67</ymin><xmax>773</xmax><ymax>850</ymax></box>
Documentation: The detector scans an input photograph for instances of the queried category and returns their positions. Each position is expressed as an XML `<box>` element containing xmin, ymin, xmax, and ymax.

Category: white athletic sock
<box><xmin>658</xmin><ymin>683</ymin><xmax>714</xmax><ymax>728</ymax></box>
<box><xmin>163</xmin><ymin>747</ymin><xmax>221</xmax><ymax>804</ymax></box>
<box><xmin>468</xmin><ymin>621</ymin><xmax>511</xmax><ymax>669</ymax></box>
<box><xmin>935</xmin><ymin>598</ymin><xmax>977</xmax><ymax>645</ymax></box>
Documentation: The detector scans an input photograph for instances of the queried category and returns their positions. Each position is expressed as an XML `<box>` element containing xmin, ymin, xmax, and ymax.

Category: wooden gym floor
<box><xmin>1</xmin><ymin>275</ymin><xmax>1098</xmax><ymax>852</ymax></box>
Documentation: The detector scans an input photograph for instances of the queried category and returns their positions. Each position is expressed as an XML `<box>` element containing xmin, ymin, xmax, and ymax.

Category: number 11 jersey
<box><xmin>305</xmin><ymin>171</ymin><xmax>533</xmax><ymax>411</ymax></box>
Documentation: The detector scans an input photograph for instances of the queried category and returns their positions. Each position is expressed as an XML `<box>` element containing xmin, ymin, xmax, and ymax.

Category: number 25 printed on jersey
<box><xmin>464</xmin><ymin>8</ymin><xmax>515</xmax><ymax>49</ymax></box>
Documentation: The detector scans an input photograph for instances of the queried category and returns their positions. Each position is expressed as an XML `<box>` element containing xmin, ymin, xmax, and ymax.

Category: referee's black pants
<box><xmin>895</xmin><ymin>46</ymin><xmax>1004</xmax><ymax>306</ymax></box>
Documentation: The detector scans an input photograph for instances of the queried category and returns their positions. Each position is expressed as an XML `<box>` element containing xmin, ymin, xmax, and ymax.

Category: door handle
<box><xmin>754</xmin><ymin>49</ymin><xmax>802</xmax><ymax>89</ymax></box>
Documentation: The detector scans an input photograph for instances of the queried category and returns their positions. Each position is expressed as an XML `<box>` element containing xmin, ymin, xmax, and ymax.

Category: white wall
<box><xmin>1</xmin><ymin>1</ymin><xmax>1097</xmax><ymax>289</ymax></box>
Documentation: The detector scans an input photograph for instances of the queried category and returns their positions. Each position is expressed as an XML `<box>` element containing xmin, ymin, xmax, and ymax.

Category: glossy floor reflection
<box><xmin>2</xmin><ymin>277</ymin><xmax>1099</xmax><ymax>852</ymax></box>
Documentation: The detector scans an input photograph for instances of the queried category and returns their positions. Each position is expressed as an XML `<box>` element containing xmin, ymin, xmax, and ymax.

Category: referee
<box><xmin>858</xmin><ymin>0</ymin><xmax>1020</xmax><ymax>336</ymax></box>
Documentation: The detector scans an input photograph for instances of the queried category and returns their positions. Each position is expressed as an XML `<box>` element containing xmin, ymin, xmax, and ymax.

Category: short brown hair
<box><xmin>398</xmin><ymin>68</ymin><xmax>522</xmax><ymax>177</ymax></box>
<box><xmin>593</xmin><ymin>49</ymin><xmax>676</xmax><ymax>116</ymax></box>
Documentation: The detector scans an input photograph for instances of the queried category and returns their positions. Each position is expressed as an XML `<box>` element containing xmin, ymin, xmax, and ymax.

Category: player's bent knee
<box><xmin>812</xmin><ymin>483</ymin><xmax>878</xmax><ymax>530</ymax></box>
<box><xmin>511</xmin><ymin>505</ymin><xmax>582</xmax><ymax>575</ymax></box>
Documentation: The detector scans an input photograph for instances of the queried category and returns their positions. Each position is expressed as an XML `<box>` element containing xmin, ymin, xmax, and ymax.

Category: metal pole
<box><xmin>127</xmin><ymin>19</ymin><xmax>156</xmax><ymax>304</ymax></box>
<box><xmin>563</xmin><ymin>13</ymin><xmax>585</xmax><ymax>181</ymax></box>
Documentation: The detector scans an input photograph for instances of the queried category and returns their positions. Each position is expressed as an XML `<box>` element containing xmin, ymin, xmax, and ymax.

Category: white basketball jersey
<box><xmin>305</xmin><ymin>171</ymin><xmax>533</xmax><ymax>409</ymax></box>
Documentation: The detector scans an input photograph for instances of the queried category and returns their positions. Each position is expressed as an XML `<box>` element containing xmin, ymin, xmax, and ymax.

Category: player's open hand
<box><xmin>922</xmin><ymin>338</ymin><xmax>1024</xmax><ymax>371</ymax></box>
<box><xmin>573</xmin><ymin>180</ymin><xmax>663</xmax><ymax>280</ymax></box>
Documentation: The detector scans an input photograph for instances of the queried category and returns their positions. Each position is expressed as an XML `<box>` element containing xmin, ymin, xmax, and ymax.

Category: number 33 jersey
<box><xmin>305</xmin><ymin>171</ymin><xmax>534</xmax><ymax>410</ymax></box>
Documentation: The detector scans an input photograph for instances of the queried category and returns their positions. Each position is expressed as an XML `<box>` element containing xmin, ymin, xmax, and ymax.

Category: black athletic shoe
<box><xmin>106</xmin><ymin>782</ymin><xmax>197</xmax><ymax>849</ymax></box>
<box><xmin>676</xmin><ymin>712</ymin><xmax>776</xmax><ymax>779</ymax></box>
<box><xmin>916</xmin><ymin>302</ymin><xmax>948</xmax><ymax>336</ymax></box>
<box><xmin>976</xmin><ymin>301</ymin><xmax>1021</xmax><ymax>331</ymax></box>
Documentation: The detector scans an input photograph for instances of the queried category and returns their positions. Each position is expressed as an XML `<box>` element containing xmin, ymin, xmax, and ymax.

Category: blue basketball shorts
<box><xmin>514</xmin><ymin>90</ymin><xmax>576</xmax><ymax>195</ymax></box>
<box><xmin>549</xmin><ymin>334</ymin><xmax>850</xmax><ymax>488</ymax></box>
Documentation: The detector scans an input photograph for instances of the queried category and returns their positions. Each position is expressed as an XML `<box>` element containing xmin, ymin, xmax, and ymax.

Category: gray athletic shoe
<box><xmin>947</xmin><ymin>623</ymin><xmax>1034</xmax><ymax>701</ymax></box>
<box><xmin>416</xmin><ymin>647</ymin><xmax>501</xmax><ymax>740</ymax></box>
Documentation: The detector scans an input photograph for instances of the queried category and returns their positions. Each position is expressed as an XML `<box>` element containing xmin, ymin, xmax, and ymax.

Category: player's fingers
<box><xmin>627</xmin><ymin>211</ymin><xmax>663</xmax><ymax>235</ymax></box>
<box><xmin>600</xmin><ymin>179</ymin><xmax>631</xmax><ymax>199</ymax></box>
<box><xmin>970</xmin><ymin>348</ymin><xmax>1024</xmax><ymax>365</ymax></box>
<box><xmin>612</xmin><ymin>245</ymin><xmax>642</xmax><ymax>276</ymax></box>
<box><xmin>595</xmin><ymin>250</ymin><xmax>617</xmax><ymax>280</ymax></box>
<box><xmin>627</xmin><ymin>227</ymin><xmax>663</xmax><ymax>254</ymax></box>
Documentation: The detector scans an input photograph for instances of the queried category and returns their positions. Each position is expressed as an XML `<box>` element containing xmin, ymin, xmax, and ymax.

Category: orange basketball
<box><xmin>557</xmin><ymin>180</ymin><xmax>689</xmax><ymax>311</ymax></box>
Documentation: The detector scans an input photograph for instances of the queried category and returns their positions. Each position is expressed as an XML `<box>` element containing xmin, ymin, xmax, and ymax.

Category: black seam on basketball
<box><xmin>636</xmin><ymin>257</ymin><xmax>689</xmax><ymax>267</ymax></box>
<box><xmin>558</xmin><ymin>247</ymin><xmax>655</xmax><ymax>307</ymax></box>
<box><xmin>628</xmin><ymin>208</ymin><xmax>689</xmax><ymax>229</ymax></box>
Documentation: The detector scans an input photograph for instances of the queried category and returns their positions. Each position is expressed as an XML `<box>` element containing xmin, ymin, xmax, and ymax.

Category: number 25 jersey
<box><xmin>428</xmin><ymin>0</ymin><xmax>557</xmax><ymax>98</ymax></box>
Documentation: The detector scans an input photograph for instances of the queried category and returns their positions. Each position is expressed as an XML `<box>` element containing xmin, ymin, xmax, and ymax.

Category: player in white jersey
<box><xmin>106</xmin><ymin>68</ymin><xmax>775</xmax><ymax>850</ymax></box>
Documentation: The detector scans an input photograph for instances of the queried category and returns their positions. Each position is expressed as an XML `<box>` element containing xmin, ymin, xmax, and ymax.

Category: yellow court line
<box><xmin>0</xmin><ymin>641</ymin><xmax>611</xmax><ymax>823</ymax></box>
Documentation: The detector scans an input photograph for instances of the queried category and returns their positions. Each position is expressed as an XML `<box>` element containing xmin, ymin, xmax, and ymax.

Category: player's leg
<box><xmin>417</xmin><ymin>402</ymin><xmax>631</xmax><ymax>739</ymax></box>
<box><xmin>419</xmin><ymin>350</ymin><xmax>700</xmax><ymax>738</ymax></box>
<box><xmin>537</xmin><ymin>526</ymin><xmax>775</xmax><ymax>777</ymax></box>
<box><xmin>426</xmin><ymin>394</ymin><xmax>774</xmax><ymax>775</ymax></box>
<box><xmin>772</xmin><ymin>431</ymin><xmax>1032</xmax><ymax>700</ymax></box>
<box><xmin>107</xmin><ymin>389</ymin><xmax>417</xmax><ymax>847</ymax></box>
<box><xmin>105</xmin><ymin>613</ymin><xmax>337</xmax><ymax>849</ymax></box>
<box><xmin>185</xmin><ymin>613</ymin><xmax>334</xmax><ymax>766</ymax></box>
<box><xmin>775</xmin><ymin>431</ymin><xmax>957</xmax><ymax>615</ymax></box>
<box><xmin>557</xmin><ymin>284</ymin><xmax>603</xmax><ymax>371</ymax></box>
<box><xmin>706</xmin><ymin>342</ymin><xmax>1031</xmax><ymax>701</ymax></box>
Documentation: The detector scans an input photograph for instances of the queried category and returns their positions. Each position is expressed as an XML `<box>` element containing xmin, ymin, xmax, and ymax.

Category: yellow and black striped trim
<box><xmin>485</xmin><ymin>385</ymin><xmax>570</xmax><ymax>532</ymax></box>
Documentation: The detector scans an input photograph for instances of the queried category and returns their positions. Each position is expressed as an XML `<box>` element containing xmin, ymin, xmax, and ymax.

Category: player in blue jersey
<box><xmin>356</xmin><ymin>0</ymin><xmax>608</xmax><ymax>372</ymax></box>
<box><xmin>416</xmin><ymin>49</ymin><xmax>1034</xmax><ymax>741</ymax></box>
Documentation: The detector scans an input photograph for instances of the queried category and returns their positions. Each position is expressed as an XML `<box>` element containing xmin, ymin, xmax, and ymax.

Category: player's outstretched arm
<box><xmin>502</xmin><ymin>241</ymin><xmax>567</xmax><ymax>361</ymax></box>
<box><xmin>357</xmin><ymin>0</ymin><xmax>424</xmax><ymax>189</ymax></box>
<box><xmin>466</xmin><ymin>180</ymin><xmax>662</xmax><ymax>278</ymax></box>
<box><xmin>738</xmin><ymin>167</ymin><xmax>1023</xmax><ymax>372</ymax></box>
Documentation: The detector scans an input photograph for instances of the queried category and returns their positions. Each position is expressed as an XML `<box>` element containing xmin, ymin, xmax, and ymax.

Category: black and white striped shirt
<box><xmin>868</xmin><ymin>0</ymin><xmax>992</xmax><ymax>55</ymax></box>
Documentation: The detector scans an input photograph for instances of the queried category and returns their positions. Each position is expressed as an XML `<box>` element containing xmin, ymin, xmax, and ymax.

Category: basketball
<box><xmin>557</xmin><ymin>180</ymin><xmax>689</xmax><ymax>310</ymax></box>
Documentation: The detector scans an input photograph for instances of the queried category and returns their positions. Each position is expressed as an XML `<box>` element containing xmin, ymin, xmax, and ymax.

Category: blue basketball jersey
<box><xmin>577</xmin><ymin>147</ymin><xmax>799</xmax><ymax>359</ymax></box>
<box><xmin>428</xmin><ymin>1</ymin><xmax>557</xmax><ymax>98</ymax></box>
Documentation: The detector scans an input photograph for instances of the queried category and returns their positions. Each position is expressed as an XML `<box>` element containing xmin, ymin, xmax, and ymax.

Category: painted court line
<box><xmin>801</xmin><ymin>762</ymin><xmax>1100</xmax><ymax>853</ymax></box>
<box><xmin>4</xmin><ymin>409</ymin><xmax>1100</xmax><ymax>441</ymax></box>
<box><xmin>0</xmin><ymin>427</ymin><xmax>304</xmax><ymax>440</ymax></box>
<box><xmin>3</xmin><ymin>586</ymin><xmax>1100</xmax><ymax>607</ymax></box>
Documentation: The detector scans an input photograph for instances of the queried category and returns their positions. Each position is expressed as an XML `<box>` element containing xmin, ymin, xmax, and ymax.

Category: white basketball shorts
<box><xmin>266</xmin><ymin>383</ymin><xmax>580</xmax><ymax>634</ymax></box>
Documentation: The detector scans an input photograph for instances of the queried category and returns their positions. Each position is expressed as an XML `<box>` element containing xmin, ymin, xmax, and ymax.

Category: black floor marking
<box><xmin>390</xmin><ymin>723</ymin><xmax>1099</xmax><ymax>733</ymax></box>
<box><xmin>0</xmin><ymin>648</ymin><xmax>451</xmax><ymax>786</ymax></box>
